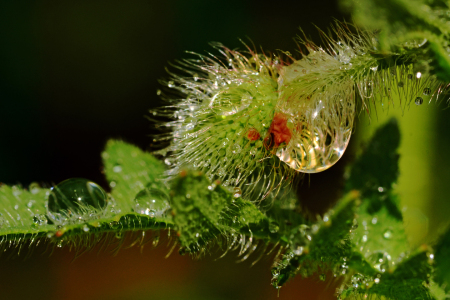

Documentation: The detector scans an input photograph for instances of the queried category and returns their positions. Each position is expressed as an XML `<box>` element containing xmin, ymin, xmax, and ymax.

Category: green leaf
<box><xmin>271</xmin><ymin>192</ymin><xmax>358</xmax><ymax>288</ymax></box>
<box><xmin>170</xmin><ymin>170</ymin><xmax>269</xmax><ymax>253</ymax></box>
<box><xmin>341</xmin><ymin>0</ymin><xmax>450</xmax><ymax>82</ymax></box>
<box><xmin>347</xmin><ymin>118</ymin><xmax>402</xmax><ymax>220</ymax></box>
<box><xmin>102</xmin><ymin>139</ymin><xmax>166</xmax><ymax>213</ymax></box>
<box><xmin>0</xmin><ymin>183</ymin><xmax>51</xmax><ymax>235</ymax></box>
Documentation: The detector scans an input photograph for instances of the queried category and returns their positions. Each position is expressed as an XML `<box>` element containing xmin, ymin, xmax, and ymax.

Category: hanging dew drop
<box><xmin>133</xmin><ymin>187</ymin><xmax>171</xmax><ymax>218</ymax></box>
<box><xmin>423</xmin><ymin>87</ymin><xmax>431</xmax><ymax>95</ymax></box>
<box><xmin>276</xmin><ymin>60</ymin><xmax>355</xmax><ymax>173</ymax></box>
<box><xmin>46</xmin><ymin>178</ymin><xmax>108</xmax><ymax>225</ymax></box>
<box><xmin>415</xmin><ymin>97</ymin><xmax>424</xmax><ymax>105</ymax></box>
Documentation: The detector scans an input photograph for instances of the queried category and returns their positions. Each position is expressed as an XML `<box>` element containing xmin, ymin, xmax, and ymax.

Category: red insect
<box><xmin>264</xmin><ymin>112</ymin><xmax>292</xmax><ymax>149</ymax></box>
<box><xmin>246</xmin><ymin>128</ymin><xmax>261</xmax><ymax>141</ymax></box>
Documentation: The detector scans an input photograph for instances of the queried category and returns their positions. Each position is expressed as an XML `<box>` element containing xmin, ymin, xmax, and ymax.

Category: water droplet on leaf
<box><xmin>415</xmin><ymin>97</ymin><xmax>423</xmax><ymax>105</ymax></box>
<box><xmin>33</xmin><ymin>214</ymin><xmax>47</xmax><ymax>226</ymax></box>
<box><xmin>423</xmin><ymin>87</ymin><xmax>431</xmax><ymax>95</ymax></box>
<box><xmin>134</xmin><ymin>187</ymin><xmax>170</xmax><ymax>218</ymax></box>
<box><xmin>47</xmin><ymin>178</ymin><xmax>108</xmax><ymax>225</ymax></box>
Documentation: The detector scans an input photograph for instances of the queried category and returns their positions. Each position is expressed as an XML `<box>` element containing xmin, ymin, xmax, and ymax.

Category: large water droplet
<box><xmin>134</xmin><ymin>187</ymin><xmax>170</xmax><ymax>218</ymax></box>
<box><xmin>276</xmin><ymin>58</ymin><xmax>355</xmax><ymax>173</ymax></box>
<box><xmin>47</xmin><ymin>178</ymin><xmax>108</xmax><ymax>225</ymax></box>
<box><xmin>415</xmin><ymin>97</ymin><xmax>423</xmax><ymax>105</ymax></box>
<box><xmin>275</xmin><ymin>124</ymin><xmax>353</xmax><ymax>173</ymax></box>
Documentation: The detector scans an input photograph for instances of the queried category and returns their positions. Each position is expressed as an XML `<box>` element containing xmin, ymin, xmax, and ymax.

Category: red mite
<box><xmin>246</xmin><ymin>128</ymin><xmax>261</xmax><ymax>141</ymax></box>
<box><xmin>265</xmin><ymin>112</ymin><xmax>292</xmax><ymax>149</ymax></box>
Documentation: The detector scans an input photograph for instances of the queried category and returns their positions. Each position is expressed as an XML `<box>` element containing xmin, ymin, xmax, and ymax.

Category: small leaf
<box><xmin>102</xmin><ymin>140</ymin><xmax>166</xmax><ymax>213</ymax></box>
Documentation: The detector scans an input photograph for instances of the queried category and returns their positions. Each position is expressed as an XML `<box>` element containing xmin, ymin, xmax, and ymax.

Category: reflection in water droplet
<box><xmin>134</xmin><ymin>188</ymin><xmax>170</xmax><ymax>218</ymax></box>
<box><xmin>269</xmin><ymin>222</ymin><xmax>279</xmax><ymax>233</ymax></box>
<box><xmin>415</xmin><ymin>97</ymin><xmax>423</xmax><ymax>105</ymax></box>
<box><xmin>276</xmin><ymin>59</ymin><xmax>356</xmax><ymax>173</ymax></box>
<box><xmin>47</xmin><ymin>178</ymin><xmax>108</xmax><ymax>225</ymax></box>
<box><xmin>233</xmin><ymin>187</ymin><xmax>242</xmax><ymax>198</ymax></box>
<box><xmin>423</xmin><ymin>87</ymin><xmax>431</xmax><ymax>95</ymax></box>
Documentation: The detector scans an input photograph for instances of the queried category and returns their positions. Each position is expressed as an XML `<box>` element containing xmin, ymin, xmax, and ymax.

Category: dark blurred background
<box><xmin>3</xmin><ymin>1</ymin><xmax>447</xmax><ymax>299</ymax></box>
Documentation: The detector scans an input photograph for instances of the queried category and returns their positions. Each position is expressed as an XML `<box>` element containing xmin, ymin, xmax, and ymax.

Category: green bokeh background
<box><xmin>0</xmin><ymin>1</ymin><xmax>448</xmax><ymax>299</ymax></box>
